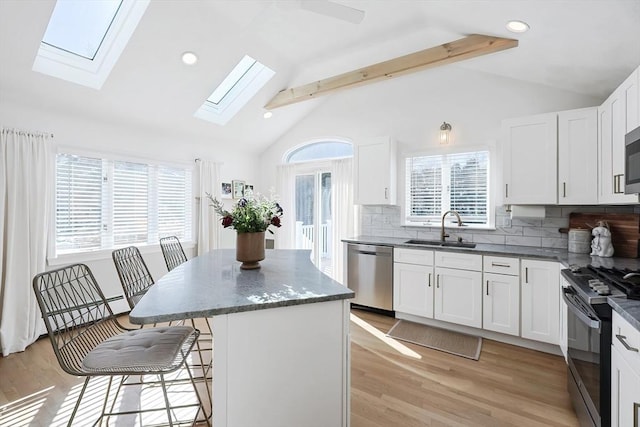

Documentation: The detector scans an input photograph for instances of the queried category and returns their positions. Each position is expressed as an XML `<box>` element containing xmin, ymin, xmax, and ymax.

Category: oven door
<box><xmin>563</xmin><ymin>287</ymin><xmax>602</xmax><ymax>427</ymax></box>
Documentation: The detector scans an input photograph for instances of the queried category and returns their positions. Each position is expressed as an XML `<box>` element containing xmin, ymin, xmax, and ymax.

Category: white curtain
<box><xmin>196</xmin><ymin>159</ymin><xmax>220</xmax><ymax>255</ymax></box>
<box><xmin>330</xmin><ymin>158</ymin><xmax>354</xmax><ymax>283</ymax></box>
<box><xmin>0</xmin><ymin>127</ymin><xmax>53</xmax><ymax>356</ymax></box>
<box><xmin>275</xmin><ymin>164</ymin><xmax>297</xmax><ymax>249</ymax></box>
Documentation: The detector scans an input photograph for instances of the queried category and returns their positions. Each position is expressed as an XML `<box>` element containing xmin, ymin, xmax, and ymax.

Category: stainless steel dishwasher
<box><xmin>346</xmin><ymin>243</ymin><xmax>393</xmax><ymax>312</ymax></box>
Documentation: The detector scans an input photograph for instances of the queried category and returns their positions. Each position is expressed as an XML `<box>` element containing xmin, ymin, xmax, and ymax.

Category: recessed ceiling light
<box><xmin>506</xmin><ymin>20</ymin><xmax>530</xmax><ymax>33</ymax></box>
<box><xmin>263</xmin><ymin>111</ymin><xmax>273</xmax><ymax>119</ymax></box>
<box><xmin>181</xmin><ymin>51</ymin><xmax>198</xmax><ymax>65</ymax></box>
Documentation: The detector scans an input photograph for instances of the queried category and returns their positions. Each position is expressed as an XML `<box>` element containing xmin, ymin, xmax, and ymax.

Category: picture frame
<box><xmin>244</xmin><ymin>184</ymin><xmax>254</xmax><ymax>196</ymax></box>
<box><xmin>221</xmin><ymin>182</ymin><xmax>232</xmax><ymax>199</ymax></box>
<box><xmin>232</xmin><ymin>180</ymin><xmax>245</xmax><ymax>199</ymax></box>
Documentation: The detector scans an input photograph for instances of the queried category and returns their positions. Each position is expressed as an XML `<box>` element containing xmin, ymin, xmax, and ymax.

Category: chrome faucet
<box><xmin>441</xmin><ymin>210</ymin><xmax>463</xmax><ymax>242</ymax></box>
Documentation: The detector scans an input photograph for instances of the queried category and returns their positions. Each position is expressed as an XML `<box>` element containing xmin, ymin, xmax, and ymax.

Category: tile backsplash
<box><xmin>359</xmin><ymin>205</ymin><xmax>640</xmax><ymax>249</ymax></box>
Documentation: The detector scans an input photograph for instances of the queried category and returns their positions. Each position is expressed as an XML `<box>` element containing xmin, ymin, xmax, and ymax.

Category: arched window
<box><xmin>285</xmin><ymin>140</ymin><xmax>353</xmax><ymax>163</ymax></box>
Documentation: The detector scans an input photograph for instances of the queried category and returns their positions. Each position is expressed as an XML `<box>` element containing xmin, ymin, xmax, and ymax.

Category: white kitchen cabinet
<box><xmin>483</xmin><ymin>256</ymin><xmax>520</xmax><ymax>336</ymax></box>
<box><xmin>433</xmin><ymin>252</ymin><xmax>483</xmax><ymax>328</ymax></box>
<box><xmin>502</xmin><ymin>113</ymin><xmax>558</xmax><ymax>204</ymax></box>
<box><xmin>354</xmin><ymin>137</ymin><xmax>396</xmax><ymax>205</ymax></box>
<box><xmin>611</xmin><ymin>311</ymin><xmax>640</xmax><ymax>427</ymax></box>
<box><xmin>599</xmin><ymin>67</ymin><xmax>640</xmax><ymax>204</ymax></box>
<box><xmin>520</xmin><ymin>259</ymin><xmax>560</xmax><ymax>344</ymax></box>
<box><xmin>557</xmin><ymin>107</ymin><xmax>598</xmax><ymax>204</ymax></box>
<box><xmin>394</xmin><ymin>262</ymin><xmax>434</xmax><ymax>318</ymax></box>
<box><xmin>393</xmin><ymin>248</ymin><xmax>434</xmax><ymax>317</ymax></box>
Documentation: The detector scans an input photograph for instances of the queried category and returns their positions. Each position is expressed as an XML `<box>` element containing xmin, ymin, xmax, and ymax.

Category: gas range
<box><xmin>561</xmin><ymin>265</ymin><xmax>640</xmax><ymax>305</ymax></box>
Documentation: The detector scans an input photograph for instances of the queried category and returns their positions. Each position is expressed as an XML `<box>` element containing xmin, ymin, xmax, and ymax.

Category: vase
<box><xmin>236</xmin><ymin>231</ymin><xmax>266</xmax><ymax>269</ymax></box>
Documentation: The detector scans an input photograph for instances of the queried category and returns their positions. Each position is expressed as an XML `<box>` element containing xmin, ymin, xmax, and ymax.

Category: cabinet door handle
<box><xmin>616</xmin><ymin>334</ymin><xmax>639</xmax><ymax>352</ymax></box>
<box><xmin>486</xmin><ymin>280</ymin><xmax>489</xmax><ymax>296</ymax></box>
<box><xmin>614</xmin><ymin>174</ymin><xmax>625</xmax><ymax>194</ymax></box>
<box><xmin>491</xmin><ymin>262</ymin><xmax>511</xmax><ymax>268</ymax></box>
<box><xmin>634</xmin><ymin>402</ymin><xmax>639</xmax><ymax>427</ymax></box>
<box><xmin>428</xmin><ymin>273</ymin><xmax>431</xmax><ymax>288</ymax></box>
<box><xmin>563</xmin><ymin>182</ymin><xmax>566</xmax><ymax>198</ymax></box>
<box><xmin>525</xmin><ymin>267</ymin><xmax>528</xmax><ymax>283</ymax></box>
<box><xmin>384</xmin><ymin>187</ymin><xmax>388</xmax><ymax>199</ymax></box>
<box><xmin>505</xmin><ymin>183</ymin><xmax>509</xmax><ymax>198</ymax></box>
<box><xmin>436</xmin><ymin>274</ymin><xmax>440</xmax><ymax>288</ymax></box>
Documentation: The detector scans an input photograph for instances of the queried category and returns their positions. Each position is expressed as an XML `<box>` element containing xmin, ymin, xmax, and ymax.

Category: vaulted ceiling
<box><xmin>1</xmin><ymin>0</ymin><xmax>639</xmax><ymax>153</ymax></box>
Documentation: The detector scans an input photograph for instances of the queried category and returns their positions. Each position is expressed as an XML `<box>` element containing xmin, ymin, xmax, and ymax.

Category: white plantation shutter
<box><xmin>157</xmin><ymin>165</ymin><xmax>192</xmax><ymax>240</ymax></box>
<box><xmin>406</xmin><ymin>155</ymin><xmax>442</xmax><ymax>220</ymax></box>
<box><xmin>113</xmin><ymin>161</ymin><xmax>149</xmax><ymax>245</ymax></box>
<box><xmin>449</xmin><ymin>152</ymin><xmax>488</xmax><ymax>224</ymax></box>
<box><xmin>405</xmin><ymin>151</ymin><xmax>489</xmax><ymax>225</ymax></box>
<box><xmin>55</xmin><ymin>154</ymin><xmax>103</xmax><ymax>251</ymax></box>
<box><xmin>54</xmin><ymin>153</ymin><xmax>193</xmax><ymax>254</ymax></box>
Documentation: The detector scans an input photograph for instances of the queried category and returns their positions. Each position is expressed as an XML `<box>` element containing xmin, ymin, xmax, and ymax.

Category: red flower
<box><xmin>221</xmin><ymin>215</ymin><xmax>233</xmax><ymax>228</ymax></box>
<box><xmin>270</xmin><ymin>216</ymin><xmax>281</xmax><ymax>227</ymax></box>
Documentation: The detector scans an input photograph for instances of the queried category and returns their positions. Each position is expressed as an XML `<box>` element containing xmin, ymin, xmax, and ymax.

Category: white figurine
<box><xmin>590</xmin><ymin>221</ymin><xmax>614</xmax><ymax>257</ymax></box>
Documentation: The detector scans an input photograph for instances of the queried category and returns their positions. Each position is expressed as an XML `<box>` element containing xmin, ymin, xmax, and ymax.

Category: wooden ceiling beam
<box><xmin>265</xmin><ymin>34</ymin><xmax>518</xmax><ymax>110</ymax></box>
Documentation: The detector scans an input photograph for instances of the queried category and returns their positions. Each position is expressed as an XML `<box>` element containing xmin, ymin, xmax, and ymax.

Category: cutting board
<box><xmin>569</xmin><ymin>213</ymin><xmax>640</xmax><ymax>258</ymax></box>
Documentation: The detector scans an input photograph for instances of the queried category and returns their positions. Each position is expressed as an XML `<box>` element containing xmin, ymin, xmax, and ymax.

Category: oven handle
<box><xmin>562</xmin><ymin>288</ymin><xmax>601</xmax><ymax>330</ymax></box>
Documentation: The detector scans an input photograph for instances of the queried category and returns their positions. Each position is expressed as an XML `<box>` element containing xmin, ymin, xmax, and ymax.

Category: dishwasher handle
<box><xmin>348</xmin><ymin>244</ymin><xmax>393</xmax><ymax>257</ymax></box>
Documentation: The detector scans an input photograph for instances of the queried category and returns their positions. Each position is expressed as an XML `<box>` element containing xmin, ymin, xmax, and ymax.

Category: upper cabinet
<box><xmin>558</xmin><ymin>107</ymin><xmax>598</xmax><ymax>204</ymax></box>
<box><xmin>599</xmin><ymin>67</ymin><xmax>640</xmax><ymax>204</ymax></box>
<box><xmin>354</xmin><ymin>137</ymin><xmax>397</xmax><ymax>205</ymax></box>
<box><xmin>502</xmin><ymin>112</ymin><xmax>558</xmax><ymax>204</ymax></box>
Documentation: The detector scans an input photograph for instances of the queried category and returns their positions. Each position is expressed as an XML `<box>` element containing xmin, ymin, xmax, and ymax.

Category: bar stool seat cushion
<box><xmin>82</xmin><ymin>326</ymin><xmax>194</xmax><ymax>373</ymax></box>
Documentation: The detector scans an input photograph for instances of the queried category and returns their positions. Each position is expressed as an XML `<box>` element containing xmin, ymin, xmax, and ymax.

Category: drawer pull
<box><xmin>491</xmin><ymin>262</ymin><xmax>511</xmax><ymax>268</ymax></box>
<box><xmin>616</xmin><ymin>334</ymin><xmax>639</xmax><ymax>352</ymax></box>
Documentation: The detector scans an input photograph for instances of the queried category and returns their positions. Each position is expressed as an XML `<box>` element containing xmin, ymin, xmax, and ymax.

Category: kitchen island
<box><xmin>129</xmin><ymin>249</ymin><xmax>354</xmax><ymax>427</ymax></box>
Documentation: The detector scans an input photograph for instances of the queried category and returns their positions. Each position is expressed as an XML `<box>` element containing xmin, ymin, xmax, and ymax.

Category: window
<box><xmin>405</xmin><ymin>151</ymin><xmax>489</xmax><ymax>226</ymax></box>
<box><xmin>195</xmin><ymin>55</ymin><xmax>275</xmax><ymax>126</ymax></box>
<box><xmin>285</xmin><ymin>141</ymin><xmax>353</xmax><ymax>163</ymax></box>
<box><xmin>55</xmin><ymin>153</ymin><xmax>192</xmax><ymax>255</ymax></box>
<box><xmin>33</xmin><ymin>0</ymin><xmax>149</xmax><ymax>89</ymax></box>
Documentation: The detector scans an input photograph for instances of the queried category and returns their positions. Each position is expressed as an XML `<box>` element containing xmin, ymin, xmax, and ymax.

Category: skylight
<box><xmin>33</xmin><ymin>0</ymin><xmax>149</xmax><ymax>89</ymax></box>
<box><xmin>42</xmin><ymin>0</ymin><xmax>122</xmax><ymax>60</ymax></box>
<box><xmin>195</xmin><ymin>55</ymin><xmax>275</xmax><ymax>126</ymax></box>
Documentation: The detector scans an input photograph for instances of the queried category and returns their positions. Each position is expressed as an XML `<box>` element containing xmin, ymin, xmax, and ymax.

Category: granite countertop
<box><xmin>343</xmin><ymin>235</ymin><xmax>640</xmax><ymax>331</ymax></box>
<box><xmin>129</xmin><ymin>249</ymin><xmax>354</xmax><ymax>324</ymax></box>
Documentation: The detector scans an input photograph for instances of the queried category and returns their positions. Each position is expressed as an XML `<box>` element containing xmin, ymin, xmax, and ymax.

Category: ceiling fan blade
<box><xmin>299</xmin><ymin>0</ymin><xmax>365</xmax><ymax>24</ymax></box>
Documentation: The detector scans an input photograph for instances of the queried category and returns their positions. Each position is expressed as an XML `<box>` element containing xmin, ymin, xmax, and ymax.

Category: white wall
<box><xmin>258</xmin><ymin>66</ymin><xmax>601</xmax><ymax>241</ymax></box>
<box><xmin>1</xmin><ymin>100</ymin><xmax>259</xmax><ymax>311</ymax></box>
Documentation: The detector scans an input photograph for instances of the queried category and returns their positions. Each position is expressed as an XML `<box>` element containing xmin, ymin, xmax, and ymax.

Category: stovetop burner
<box><xmin>587</xmin><ymin>265</ymin><xmax>640</xmax><ymax>300</ymax></box>
<box><xmin>562</xmin><ymin>265</ymin><xmax>640</xmax><ymax>305</ymax></box>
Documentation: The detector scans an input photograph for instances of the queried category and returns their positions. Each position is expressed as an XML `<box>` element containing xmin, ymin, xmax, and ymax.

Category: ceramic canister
<box><xmin>568</xmin><ymin>228</ymin><xmax>591</xmax><ymax>254</ymax></box>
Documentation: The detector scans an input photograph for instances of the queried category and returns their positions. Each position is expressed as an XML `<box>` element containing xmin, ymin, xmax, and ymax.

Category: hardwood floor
<box><xmin>0</xmin><ymin>310</ymin><xmax>579</xmax><ymax>426</ymax></box>
<box><xmin>350</xmin><ymin>309</ymin><xmax>579</xmax><ymax>427</ymax></box>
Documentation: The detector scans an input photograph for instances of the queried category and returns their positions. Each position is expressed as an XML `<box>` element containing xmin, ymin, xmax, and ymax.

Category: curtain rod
<box><xmin>1</xmin><ymin>127</ymin><xmax>54</xmax><ymax>138</ymax></box>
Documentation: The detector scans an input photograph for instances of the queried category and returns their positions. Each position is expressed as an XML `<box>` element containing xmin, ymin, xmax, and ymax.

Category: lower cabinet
<box><xmin>393</xmin><ymin>248</ymin><xmax>434</xmax><ymax>318</ymax></box>
<box><xmin>611</xmin><ymin>346</ymin><xmax>640</xmax><ymax>427</ymax></box>
<box><xmin>434</xmin><ymin>267</ymin><xmax>482</xmax><ymax>328</ymax></box>
<box><xmin>521</xmin><ymin>259</ymin><xmax>560</xmax><ymax>345</ymax></box>
<box><xmin>483</xmin><ymin>272</ymin><xmax>519</xmax><ymax>336</ymax></box>
<box><xmin>611</xmin><ymin>310</ymin><xmax>640</xmax><ymax>427</ymax></box>
<box><xmin>393</xmin><ymin>262</ymin><xmax>433</xmax><ymax>318</ymax></box>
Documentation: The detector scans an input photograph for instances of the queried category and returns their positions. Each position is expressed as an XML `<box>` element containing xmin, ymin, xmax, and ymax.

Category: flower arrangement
<box><xmin>207</xmin><ymin>192</ymin><xmax>283</xmax><ymax>234</ymax></box>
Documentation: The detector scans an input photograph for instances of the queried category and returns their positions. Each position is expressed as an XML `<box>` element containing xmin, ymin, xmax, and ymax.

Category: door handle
<box><xmin>486</xmin><ymin>280</ymin><xmax>489</xmax><ymax>296</ymax></box>
<box><xmin>525</xmin><ymin>267</ymin><xmax>528</xmax><ymax>283</ymax></box>
<box><xmin>428</xmin><ymin>273</ymin><xmax>431</xmax><ymax>288</ymax></box>
<box><xmin>616</xmin><ymin>334</ymin><xmax>640</xmax><ymax>352</ymax></box>
<box><xmin>505</xmin><ymin>183</ymin><xmax>509</xmax><ymax>198</ymax></box>
<box><xmin>563</xmin><ymin>182</ymin><xmax>566</xmax><ymax>198</ymax></box>
<box><xmin>384</xmin><ymin>187</ymin><xmax>388</xmax><ymax>199</ymax></box>
<box><xmin>436</xmin><ymin>274</ymin><xmax>440</xmax><ymax>288</ymax></box>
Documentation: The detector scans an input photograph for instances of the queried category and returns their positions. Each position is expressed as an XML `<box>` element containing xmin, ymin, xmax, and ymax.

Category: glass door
<box><xmin>295</xmin><ymin>171</ymin><xmax>332</xmax><ymax>275</ymax></box>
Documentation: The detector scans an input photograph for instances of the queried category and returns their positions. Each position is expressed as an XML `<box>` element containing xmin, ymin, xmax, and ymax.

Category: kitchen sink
<box><xmin>404</xmin><ymin>239</ymin><xmax>476</xmax><ymax>248</ymax></box>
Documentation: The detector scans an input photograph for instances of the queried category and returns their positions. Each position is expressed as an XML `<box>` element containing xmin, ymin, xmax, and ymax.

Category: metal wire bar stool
<box><xmin>159</xmin><ymin>236</ymin><xmax>214</xmax><ymax>336</ymax></box>
<box><xmin>159</xmin><ymin>236</ymin><xmax>188</xmax><ymax>272</ymax></box>
<box><xmin>32</xmin><ymin>263</ymin><xmax>210</xmax><ymax>426</ymax></box>
<box><xmin>112</xmin><ymin>246</ymin><xmax>212</xmax><ymax>413</ymax></box>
